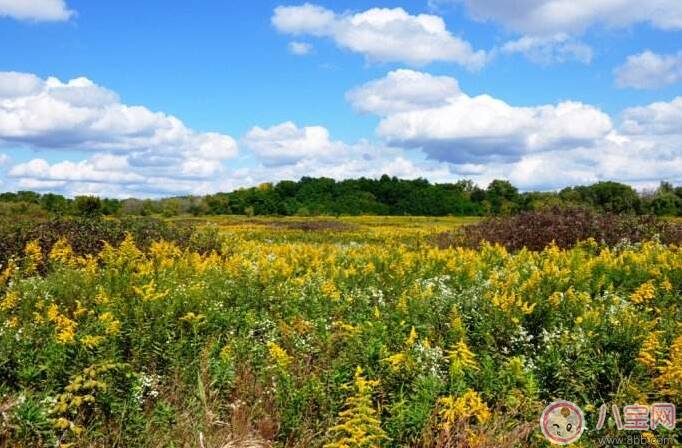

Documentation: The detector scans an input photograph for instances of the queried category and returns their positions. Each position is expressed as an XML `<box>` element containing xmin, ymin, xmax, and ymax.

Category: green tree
<box><xmin>651</xmin><ymin>192</ymin><xmax>682</xmax><ymax>216</ymax></box>
<box><xmin>74</xmin><ymin>196</ymin><xmax>103</xmax><ymax>217</ymax></box>
<box><xmin>486</xmin><ymin>180</ymin><xmax>519</xmax><ymax>215</ymax></box>
<box><xmin>587</xmin><ymin>181</ymin><xmax>640</xmax><ymax>214</ymax></box>
<box><xmin>40</xmin><ymin>193</ymin><xmax>71</xmax><ymax>215</ymax></box>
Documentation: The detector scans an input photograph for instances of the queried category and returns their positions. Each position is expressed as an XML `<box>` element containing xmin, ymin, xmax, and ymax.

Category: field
<box><xmin>1</xmin><ymin>215</ymin><xmax>682</xmax><ymax>447</ymax></box>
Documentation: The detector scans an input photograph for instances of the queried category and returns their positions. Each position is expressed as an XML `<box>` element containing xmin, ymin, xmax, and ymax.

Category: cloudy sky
<box><xmin>1</xmin><ymin>0</ymin><xmax>682</xmax><ymax>197</ymax></box>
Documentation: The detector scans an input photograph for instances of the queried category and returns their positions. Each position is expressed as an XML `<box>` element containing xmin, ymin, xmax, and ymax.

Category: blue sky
<box><xmin>1</xmin><ymin>0</ymin><xmax>682</xmax><ymax>197</ymax></box>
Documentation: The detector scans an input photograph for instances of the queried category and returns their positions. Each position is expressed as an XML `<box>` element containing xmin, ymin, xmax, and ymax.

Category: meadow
<box><xmin>1</xmin><ymin>214</ymin><xmax>682</xmax><ymax>447</ymax></box>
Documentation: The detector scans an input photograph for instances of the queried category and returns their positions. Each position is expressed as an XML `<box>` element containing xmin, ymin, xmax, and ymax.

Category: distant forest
<box><xmin>2</xmin><ymin>176</ymin><xmax>682</xmax><ymax>218</ymax></box>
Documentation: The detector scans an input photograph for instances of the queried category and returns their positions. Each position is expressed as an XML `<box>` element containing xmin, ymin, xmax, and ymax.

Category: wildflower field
<box><xmin>2</xmin><ymin>215</ymin><xmax>682</xmax><ymax>447</ymax></box>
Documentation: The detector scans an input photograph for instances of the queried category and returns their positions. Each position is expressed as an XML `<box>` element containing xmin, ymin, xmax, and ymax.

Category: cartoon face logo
<box><xmin>540</xmin><ymin>400</ymin><xmax>584</xmax><ymax>445</ymax></box>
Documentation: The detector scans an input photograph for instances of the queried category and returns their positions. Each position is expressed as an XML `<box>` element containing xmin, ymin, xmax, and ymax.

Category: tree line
<box><xmin>2</xmin><ymin>176</ymin><xmax>682</xmax><ymax>218</ymax></box>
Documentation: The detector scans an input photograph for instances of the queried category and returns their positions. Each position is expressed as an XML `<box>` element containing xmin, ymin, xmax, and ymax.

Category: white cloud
<box><xmin>500</xmin><ymin>34</ymin><xmax>593</xmax><ymax>65</ymax></box>
<box><xmin>350</xmin><ymin>70</ymin><xmax>611</xmax><ymax>164</ymax></box>
<box><xmin>0</xmin><ymin>72</ymin><xmax>238</xmax><ymax>159</ymax></box>
<box><xmin>1</xmin><ymin>71</ymin><xmax>239</xmax><ymax>196</ymax></box>
<box><xmin>345</xmin><ymin>69</ymin><xmax>461</xmax><ymax>115</ymax></box>
<box><xmin>615</xmin><ymin>50</ymin><xmax>682</xmax><ymax>90</ymax></box>
<box><xmin>0</xmin><ymin>153</ymin><xmax>9</xmax><ymax>166</ymax></box>
<box><xmin>348</xmin><ymin>70</ymin><xmax>682</xmax><ymax>190</ymax></box>
<box><xmin>446</xmin><ymin>0</ymin><xmax>682</xmax><ymax>35</ymax></box>
<box><xmin>621</xmin><ymin>97</ymin><xmax>682</xmax><ymax>136</ymax></box>
<box><xmin>243</xmin><ymin>121</ymin><xmax>347</xmax><ymax>166</ymax></box>
<box><xmin>0</xmin><ymin>0</ymin><xmax>73</xmax><ymax>22</ymax></box>
<box><xmin>272</xmin><ymin>4</ymin><xmax>486</xmax><ymax>69</ymax></box>
<box><xmin>0</xmin><ymin>73</ymin><xmax>240</xmax><ymax>163</ymax></box>
<box><xmin>288</xmin><ymin>41</ymin><xmax>313</xmax><ymax>55</ymax></box>
<box><xmin>10</xmin><ymin>156</ymin><xmax>143</xmax><ymax>184</ymax></box>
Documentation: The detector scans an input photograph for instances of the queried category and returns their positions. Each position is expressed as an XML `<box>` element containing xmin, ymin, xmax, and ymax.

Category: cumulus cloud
<box><xmin>0</xmin><ymin>0</ymin><xmax>74</xmax><ymax>22</ymax></box>
<box><xmin>0</xmin><ymin>72</ymin><xmax>238</xmax><ymax>160</ymax></box>
<box><xmin>349</xmin><ymin>70</ymin><xmax>612</xmax><ymax>164</ymax></box>
<box><xmin>288</xmin><ymin>41</ymin><xmax>313</xmax><ymax>55</ymax></box>
<box><xmin>621</xmin><ymin>97</ymin><xmax>682</xmax><ymax>136</ymax></box>
<box><xmin>445</xmin><ymin>0</ymin><xmax>682</xmax><ymax>35</ymax></box>
<box><xmin>272</xmin><ymin>4</ymin><xmax>486</xmax><ymax>69</ymax></box>
<box><xmin>345</xmin><ymin>69</ymin><xmax>461</xmax><ymax>115</ymax></box>
<box><xmin>348</xmin><ymin>70</ymin><xmax>682</xmax><ymax>190</ymax></box>
<box><xmin>243</xmin><ymin>121</ymin><xmax>347</xmax><ymax>166</ymax></box>
<box><xmin>1</xmin><ymin>72</ymin><xmax>239</xmax><ymax>196</ymax></box>
<box><xmin>500</xmin><ymin>34</ymin><xmax>593</xmax><ymax>65</ymax></box>
<box><xmin>615</xmin><ymin>50</ymin><xmax>682</xmax><ymax>90</ymax></box>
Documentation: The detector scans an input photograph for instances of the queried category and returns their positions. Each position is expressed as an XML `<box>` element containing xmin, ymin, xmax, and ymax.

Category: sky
<box><xmin>1</xmin><ymin>0</ymin><xmax>682</xmax><ymax>197</ymax></box>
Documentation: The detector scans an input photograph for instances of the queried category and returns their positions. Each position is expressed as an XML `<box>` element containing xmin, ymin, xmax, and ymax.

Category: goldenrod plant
<box><xmin>0</xmin><ymin>216</ymin><xmax>681</xmax><ymax>446</ymax></box>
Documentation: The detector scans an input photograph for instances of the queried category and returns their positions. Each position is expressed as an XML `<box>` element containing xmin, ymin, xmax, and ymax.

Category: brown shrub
<box><xmin>434</xmin><ymin>207</ymin><xmax>682</xmax><ymax>251</ymax></box>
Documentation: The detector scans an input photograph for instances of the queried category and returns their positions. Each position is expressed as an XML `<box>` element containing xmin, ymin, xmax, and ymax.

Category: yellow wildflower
<box><xmin>321</xmin><ymin>281</ymin><xmax>342</xmax><ymax>302</ymax></box>
<box><xmin>655</xmin><ymin>332</ymin><xmax>682</xmax><ymax>398</ymax></box>
<box><xmin>23</xmin><ymin>240</ymin><xmax>42</xmax><ymax>275</ymax></box>
<box><xmin>80</xmin><ymin>335</ymin><xmax>105</xmax><ymax>349</ymax></box>
<box><xmin>180</xmin><ymin>312</ymin><xmax>206</xmax><ymax>326</ymax></box>
<box><xmin>49</xmin><ymin>238</ymin><xmax>78</xmax><ymax>268</ymax></box>
<box><xmin>0</xmin><ymin>290</ymin><xmax>19</xmax><ymax>312</ymax></box>
<box><xmin>98</xmin><ymin>312</ymin><xmax>121</xmax><ymax>336</ymax></box>
<box><xmin>133</xmin><ymin>280</ymin><xmax>169</xmax><ymax>302</ymax></box>
<box><xmin>437</xmin><ymin>389</ymin><xmax>491</xmax><ymax>429</ymax></box>
<box><xmin>405</xmin><ymin>326</ymin><xmax>418</xmax><ymax>348</ymax></box>
<box><xmin>631</xmin><ymin>282</ymin><xmax>656</xmax><ymax>304</ymax></box>
<box><xmin>47</xmin><ymin>304</ymin><xmax>77</xmax><ymax>344</ymax></box>
<box><xmin>449</xmin><ymin>340</ymin><xmax>479</xmax><ymax>372</ymax></box>
<box><xmin>267</xmin><ymin>341</ymin><xmax>292</xmax><ymax>369</ymax></box>
<box><xmin>638</xmin><ymin>331</ymin><xmax>662</xmax><ymax>370</ymax></box>
<box><xmin>324</xmin><ymin>367</ymin><xmax>388</xmax><ymax>448</ymax></box>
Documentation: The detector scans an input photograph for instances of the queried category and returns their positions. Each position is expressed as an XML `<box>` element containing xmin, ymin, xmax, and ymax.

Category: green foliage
<box><xmin>4</xmin><ymin>177</ymin><xmax>682</xmax><ymax>218</ymax></box>
<box><xmin>74</xmin><ymin>195</ymin><xmax>103</xmax><ymax>217</ymax></box>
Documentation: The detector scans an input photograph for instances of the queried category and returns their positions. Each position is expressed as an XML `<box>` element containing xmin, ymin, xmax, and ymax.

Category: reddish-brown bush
<box><xmin>434</xmin><ymin>207</ymin><xmax>682</xmax><ymax>251</ymax></box>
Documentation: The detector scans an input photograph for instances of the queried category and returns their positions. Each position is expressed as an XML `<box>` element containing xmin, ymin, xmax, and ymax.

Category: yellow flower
<box><xmin>23</xmin><ymin>240</ymin><xmax>42</xmax><ymax>275</ymax></box>
<box><xmin>54</xmin><ymin>417</ymin><xmax>71</xmax><ymax>430</ymax></box>
<box><xmin>0</xmin><ymin>290</ymin><xmax>20</xmax><ymax>312</ymax></box>
<box><xmin>383</xmin><ymin>353</ymin><xmax>407</xmax><ymax>371</ymax></box>
<box><xmin>638</xmin><ymin>331</ymin><xmax>662</xmax><ymax>370</ymax></box>
<box><xmin>449</xmin><ymin>340</ymin><xmax>479</xmax><ymax>372</ymax></box>
<box><xmin>437</xmin><ymin>389</ymin><xmax>491</xmax><ymax>429</ymax></box>
<box><xmin>655</xmin><ymin>332</ymin><xmax>682</xmax><ymax>397</ymax></box>
<box><xmin>98</xmin><ymin>312</ymin><xmax>121</xmax><ymax>336</ymax></box>
<box><xmin>49</xmin><ymin>238</ymin><xmax>78</xmax><ymax>268</ymax></box>
<box><xmin>0</xmin><ymin>259</ymin><xmax>17</xmax><ymax>286</ymax></box>
<box><xmin>631</xmin><ymin>282</ymin><xmax>656</xmax><ymax>304</ymax></box>
<box><xmin>324</xmin><ymin>367</ymin><xmax>387</xmax><ymax>448</ymax></box>
<box><xmin>133</xmin><ymin>280</ymin><xmax>169</xmax><ymax>302</ymax></box>
<box><xmin>80</xmin><ymin>335</ymin><xmax>105</xmax><ymax>349</ymax></box>
<box><xmin>321</xmin><ymin>281</ymin><xmax>341</xmax><ymax>302</ymax></box>
<box><xmin>267</xmin><ymin>341</ymin><xmax>292</xmax><ymax>369</ymax></box>
<box><xmin>405</xmin><ymin>326</ymin><xmax>418</xmax><ymax>348</ymax></box>
<box><xmin>95</xmin><ymin>289</ymin><xmax>111</xmax><ymax>305</ymax></box>
<box><xmin>179</xmin><ymin>312</ymin><xmax>206</xmax><ymax>326</ymax></box>
<box><xmin>74</xmin><ymin>300</ymin><xmax>89</xmax><ymax>318</ymax></box>
<box><xmin>47</xmin><ymin>304</ymin><xmax>77</xmax><ymax>344</ymax></box>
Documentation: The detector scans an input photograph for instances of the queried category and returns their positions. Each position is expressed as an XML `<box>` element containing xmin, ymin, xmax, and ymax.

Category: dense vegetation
<box><xmin>0</xmin><ymin>216</ymin><xmax>224</xmax><ymax>270</ymax></box>
<box><xmin>3</xmin><ymin>176</ymin><xmax>682</xmax><ymax>218</ymax></box>
<box><xmin>1</xmin><ymin>216</ymin><xmax>682</xmax><ymax>446</ymax></box>
<box><xmin>435</xmin><ymin>207</ymin><xmax>682</xmax><ymax>251</ymax></box>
